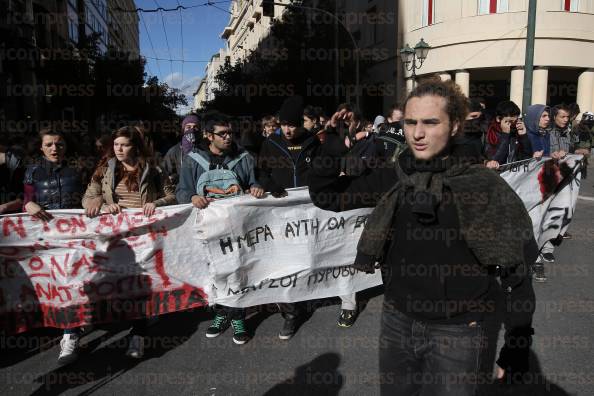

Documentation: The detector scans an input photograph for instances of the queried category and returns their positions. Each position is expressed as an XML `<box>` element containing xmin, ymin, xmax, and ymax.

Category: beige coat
<box><xmin>82</xmin><ymin>158</ymin><xmax>176</xmax><ymax>209</ymax></box>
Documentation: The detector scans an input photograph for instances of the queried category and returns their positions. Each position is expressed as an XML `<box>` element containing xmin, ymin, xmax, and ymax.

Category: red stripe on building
<box><xmin>490</xmin><ymin>0</ymin><xmax>498</xmax><ymax>13</ymax></box>
<box><xmin>565</xmin><ymin>0</ymin><xmax>572</xmax><ymax>11</ymax></box>
<box><xmin>428</xmin><ymin>0</ymin><xmax>434</xmax><ymax>25</ymax></box>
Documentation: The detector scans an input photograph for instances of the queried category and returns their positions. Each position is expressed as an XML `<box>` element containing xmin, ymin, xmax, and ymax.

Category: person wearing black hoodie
<box><xmin>258</xmin><ymin>96</ymin><xmax>320</xmax><ymax>197</ymax></box>
<box><xmin>309</xmin><ymin>79</ymin><xmax>537</xmax><ymax>395</ymax></box>
<box><xmin>258</xmin><ymin>96</ymin><xmax>321</xmax><ymax>339</ymax></box>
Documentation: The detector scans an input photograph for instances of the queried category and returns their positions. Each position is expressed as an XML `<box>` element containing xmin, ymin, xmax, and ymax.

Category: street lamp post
<box><xmin>400</xmin><ymin>38</ymin><xmax>431</xmax><ymax>89</ymax></box>
<box><xmin>271</xmin><ymin>1</ymin><xmax>360</xmax><ymax>109</ymax></box>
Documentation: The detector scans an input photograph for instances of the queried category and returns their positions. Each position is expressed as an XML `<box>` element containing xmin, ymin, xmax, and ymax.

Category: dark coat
<box><xmin>257</xmin><ymin>130</ymin><xmax>320</xmax><ymax>193</ymax></box>
<box><xmin>23</xmin><ymin>158</ymin><xmax>82</xmax><ymax>210</ymax></box>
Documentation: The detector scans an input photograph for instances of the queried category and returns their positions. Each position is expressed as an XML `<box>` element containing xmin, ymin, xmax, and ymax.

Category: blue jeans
<box><xmin>379</xmin><ymin>304</ymin><xmax>491</xmax><ymax>396</ymax></box>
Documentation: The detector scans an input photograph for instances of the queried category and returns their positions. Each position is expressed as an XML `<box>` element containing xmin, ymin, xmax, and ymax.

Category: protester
<box><xmin>575</xmin><ymin>112</ymin><xmax>593</xmax><ymax>179</ymax></box>
<box><xmin>164</xmin><ymin>114</ymin><xmax>200</xmax><ymax>186</ymax></box>
<box><xmin>549</xmin><ymin>104</ymin><xmax>577</xmax><ymax>159</ymax></box>
<box><xmin>303</xmin><ymin>105</ymin><xmax>321</xmax><ymax>134</ymax></box>
<box><xmin>568</xmin><ymin>102</ymin><xmax>581</xmax><ymax>131</ymax></box>
<box><xmin>261</xmin><ymin>115</ymin><xmax>278</xmax><ymax>138</ymax></box>
<box><xmin>82</xmin><ymin>126</ymin><xmax>176</xmax><ymax>358</ymax></box>
<box><xmin>526</xmin><ymin>104</ymin><xmax>551</xmax><ymax>158</ymax></box>
<box><xmin>376</xmin><ymin>103</ymin><xmax>406</xmax><ymax>159</ymax></box>
<box><xmin>176</xmin><ymin>115</ymin><xmax>263</xmax><ymax>345</ymax></box>
<box><xmin>309</xmin><ymin>79</ymin><xmax>537</xmax><ymax>395</ymax></box>
<box><xmin>485</xmin><ymin>100</ymin><xmax>533</xmax><ymax>168</ymax></box>
<box><xmin>458</xmin><ymin>98</ymin><xmax>487</xmax><ymax>161</ymax></box>
<box><xmin>22</xmin><ymin>129</ymin><xmax>83</xmax><ymax>365</ymax></box>
<box><xmin>576</xmin><ymin>111</ymin><xmax>594</xmax><ymax>153</ymax></box>
<box><xmin>257</xmin><ymin>96</ymin><xmax>327</xmax><ymax>337</ymax></box>
<box><xmin>95</xmin><ymin>133</ymin><xmax>114</xmax><ymax>161</ymax></box>
<box><xmin>372</xmin><ymin>115</ymin><xmax>385</xmax><ymax>133</ymax></box>
<box><xmin>0</xmin><ymin>139</ymin><xmax>24</xmax><ymax>214</ymax></box>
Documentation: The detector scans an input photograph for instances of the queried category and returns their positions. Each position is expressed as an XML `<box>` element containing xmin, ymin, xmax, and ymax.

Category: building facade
<box><xmin>193</xmin><ymin>78</ymin><xmax>207</xmax><ymax>111</ymax></box>
<box><xmin>83</xmin><ymin>0</ymin><xmax>109</xmax><ymax>53</ymax></box>
<box><xmin>108</xmin><ymin>0</ymin><xmax>140</xmax><ymax>58</ymax></box>
<box><xmin>400</xmin><ymin>0</ymin><xmax>594</xmax><ymax>111</ymax></box>
<box><xmin>341</xmin><ymin>0</ymin><xmax>399</xmax><ymax>115</ymax></box>
<box><xmin>0</xmin><ymin>0</ymin><xmax>140</xmax><ymax>130</ymax></box>
<box><xmin>221</xmin><ymin>0</ymin><xmax>292</xmax><ymax>65</ymax></box>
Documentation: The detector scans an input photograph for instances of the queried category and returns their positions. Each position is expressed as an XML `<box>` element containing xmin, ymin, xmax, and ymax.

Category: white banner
<box><xmin>499</xmin><ymin>155</ymin><xmax>583</xmax><ymax>247</ymax></box>
<box><xmin>0</xmin><ymin>156</ymin><xmax>582</xmax><ymax>333</ymax></box>
<box><xmin>196</xmin><ymin>188</ymin><xmax>380</xmax><ymax>308</ymax></box>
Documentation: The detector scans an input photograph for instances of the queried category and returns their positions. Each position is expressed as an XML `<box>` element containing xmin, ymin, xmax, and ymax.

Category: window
<box><xmin>68</xmin><ymin>18</ymin><xmax>78</xmax><ymax>43</ymax></box>
<box><xmin>478</xmin><ymin>0</ymin><xmax>509</xmax><ymax>15</ymax></box>
<box><xmin>422</xmin><ymin>0</ymin><xmax>435</xmax><ymax>26</ymax></box>
<box><xmin>365</xmin><ymin>6</ymin><xmax>379</xmax><ymax>45</ymax></box>
<box><xmin>562</xmin><ymin>0</ymin><xmax>579</xmax><ymax>11</ymax></box>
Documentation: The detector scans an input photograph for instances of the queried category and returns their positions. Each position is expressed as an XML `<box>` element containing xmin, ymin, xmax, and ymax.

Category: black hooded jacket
<box><xmin>257</xmin><ymin>130</ymin><xmax>320</xmax><ymax>193</ymax></box>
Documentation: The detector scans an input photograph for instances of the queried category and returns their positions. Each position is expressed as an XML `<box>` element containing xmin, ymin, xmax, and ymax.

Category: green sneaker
<box><xmin>337</xmin><ymin>309</ymin><xmax>357</xmax><ymax>328</ymax></box>
<box><xmin>206</xmin><ymin>314</ymin><xmax>229</xmax><ymax>338</ymax></box>
<box><xmin>231</xmin><ymin>319</ymin><xmax>250</xmax><ymax>345</ymax></box>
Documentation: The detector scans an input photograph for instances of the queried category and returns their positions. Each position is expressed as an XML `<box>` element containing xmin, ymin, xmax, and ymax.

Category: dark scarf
<box><xmin>355</xmin><ymin>149</ymin><xmax>536</xmax><ymax>273</ymax></box>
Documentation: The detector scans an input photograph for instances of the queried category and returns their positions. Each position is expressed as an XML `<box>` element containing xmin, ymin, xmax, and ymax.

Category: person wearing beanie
<box><xmin>257</xmin><ymin>96</ymin><xmax>320</xmax><ymax>340</ymax></box>
<box><xmin>164</xmin><ymin>114</ymin><xmax>200</xmax><ymax>186</ymax></box>
<box><xmin>372</xmin><ymin>115</ymin><xmax>385</xmax><ymax>133</ymax></box>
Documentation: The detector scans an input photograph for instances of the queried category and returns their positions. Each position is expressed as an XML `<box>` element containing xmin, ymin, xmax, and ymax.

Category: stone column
<box><xmin>510</xmin><ymin>67</ymin><xmax>525</xmax><ymax>109</ymax></box>
<box><xmin>406</xmin><ymin>78</ymin><xmax>414</xmax><ymax>93</ymax></box>
<box><xmin>455</xmin><ymin>70</ymin><xmax>470</xmax><ymax>97</ymax></box>
<box><xmin>576</xmin><ymin>69</ymin><xmax>594</xmax><ymax>113</ymax></box>
<box><xmin>438</xmin><ymin>72</ymin><xmax>452</xmax><ymax>81</ymax></box>
<box><xmin>531</xmin><ymin>67</ymin><xmax>549</xmax><ymax>105</ymax></box>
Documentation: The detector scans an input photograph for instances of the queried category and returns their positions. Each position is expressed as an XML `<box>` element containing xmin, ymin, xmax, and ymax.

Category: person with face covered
<box><xmin>163</xmin><ymin>114</ymin><xmax>200</xmax><ymax>186</ymax></box>
<box><xmin>23</xmin><ymin>129</ymin><xmax>83</xmax><ymax>365</ymax></box>
<box><xmin>309</xmin><ymin>79</ymin><xmax>537</xmax><ymax>395</ymax></box>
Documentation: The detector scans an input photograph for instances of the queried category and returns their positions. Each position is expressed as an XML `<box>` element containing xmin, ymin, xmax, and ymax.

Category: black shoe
<box><xmin>206</xmin><ymin>314</ymin><xmax>229</xmax><ymax>338</ymax></box>
<box><xmin>337</xmin><ymin>309</ymin><xmax>357</xmax><ymax>328</ymax></box>
<box><xmin>541</xmin><ymin>253</ymin><xmax>555</xmax><ymax>263</ymax></box>
<box><xmin>279</xmin><ymin>317</ymin><xmax>298</xmax><ymax>340</ymax></box>
<box><xmin>231</xmin><ymin>319</ymin><xmax>250</xmax><ymax>345</ymax></box>
<box><xmin>533</xmin><ymin>263</ymin><xmax>547</xmax><ymax>283</ymax></box>
<box><xmin>562</xmin><ymin>232</ymin><xmax>572</xmax><ymax>239</ymax></box>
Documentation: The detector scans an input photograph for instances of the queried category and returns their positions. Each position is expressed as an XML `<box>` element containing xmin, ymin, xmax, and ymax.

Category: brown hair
<box><xmin>38</xmin><ymin>128</ymin><xmax>66</xmax><ymax>145</ymax></box>
<box><xmin>91</xmin><ymin>126</ymin><xmax>148</xmax><ymax>192</ymax></box>
<box><xmin>404</xmin><ymin>78</ymin><xmax>469</xmax><ymax>135</ymax></box>
<box><xmin>261</xmin><ymin>115</ymin><xmax>278</xmax><ymax>127</ymax></box>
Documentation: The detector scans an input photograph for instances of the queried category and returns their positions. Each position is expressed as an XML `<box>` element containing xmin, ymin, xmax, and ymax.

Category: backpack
<box><xmin>188</xmin><ymin>151</ymin><xmax>249</xmax><ymax>199</ymax></box>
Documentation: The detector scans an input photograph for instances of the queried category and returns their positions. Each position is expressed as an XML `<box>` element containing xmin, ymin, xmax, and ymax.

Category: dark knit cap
<box><xmin>182</xmin><ymin>115</ymin><xmax>199</xmax><ymax>131</ymax></box>
<box><xmin>468</xmin><ymin>99</ymin><xmax>483</xmax><ymax>113</ymax></box>
<box><xmin>278</xmin><ymin>96</ymin><xmax>304</xmax><ymax>126</ymax></box>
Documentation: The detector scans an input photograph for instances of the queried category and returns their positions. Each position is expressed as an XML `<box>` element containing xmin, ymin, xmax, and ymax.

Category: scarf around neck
<box><xmin>354</xmin><ymin>149</ymin><xmax>537</xmax><ymax>274</ymax></box>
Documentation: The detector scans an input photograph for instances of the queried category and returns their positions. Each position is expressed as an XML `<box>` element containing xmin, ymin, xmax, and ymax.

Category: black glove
<box><xmin>496</xmin><ymin>326</ymin><xmax>534</xmax><ymax>383</ymax></box>
<box><xmin>271</xmin><ymin>188</ymin><xmax>288</xmax><ymax>198</ymax></box>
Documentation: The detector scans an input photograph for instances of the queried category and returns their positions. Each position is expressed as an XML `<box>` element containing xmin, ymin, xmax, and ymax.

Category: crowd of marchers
<box><xmin>1</xmin><ymin>77</ymin><xmax>592</xmax><ymax>395</ymax></box>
